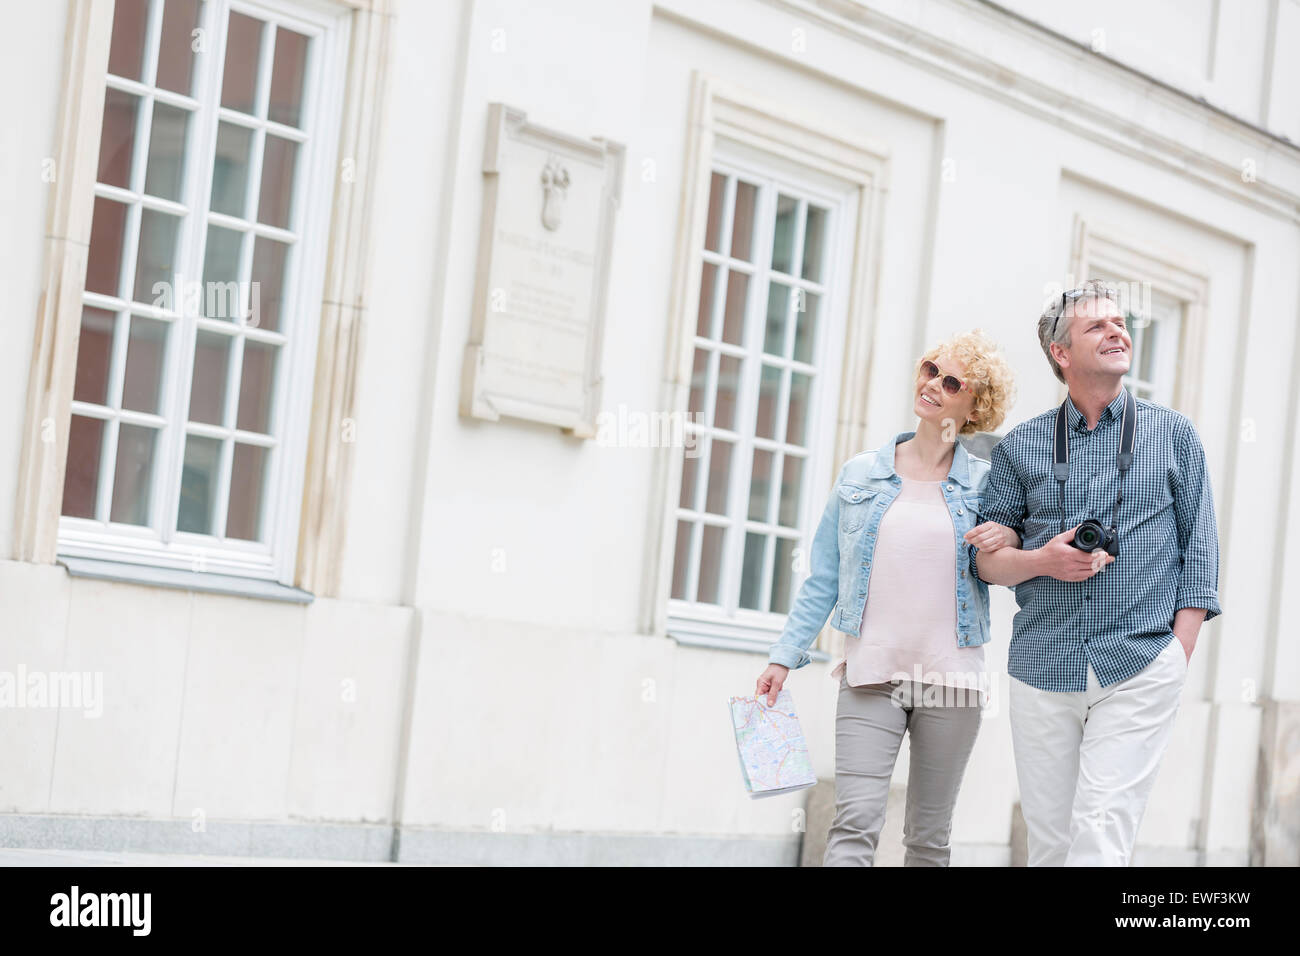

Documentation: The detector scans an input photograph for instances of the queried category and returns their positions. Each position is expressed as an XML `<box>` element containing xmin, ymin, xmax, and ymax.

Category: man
<box><xmin>966</xmin><ymin>280</ymin><xmax>1222</xmax><ymax>866</ymax></box>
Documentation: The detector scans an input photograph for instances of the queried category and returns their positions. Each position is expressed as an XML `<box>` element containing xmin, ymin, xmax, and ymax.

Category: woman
<box><xmin>756</xmin><ymin>329</ymin><xmax>1016</xmax><ymax>866</ymax></box>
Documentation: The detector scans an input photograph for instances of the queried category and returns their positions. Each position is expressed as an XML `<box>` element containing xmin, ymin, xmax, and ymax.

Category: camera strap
<box><xmin>1053</xmin><ymin>387</ymin><xmax>1136</xmax><ymax>536</ymax></box>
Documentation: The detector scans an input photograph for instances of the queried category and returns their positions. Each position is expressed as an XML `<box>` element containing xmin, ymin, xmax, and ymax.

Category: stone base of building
<box><xmin>0</xmin><ymin>813</ymin><xmax>799</xmax><ymax>866</ymax></box>
<box><xmin>0</xmin><ymin>812</ymin><xmax>1233</xmax><ymax>865</ymax></box>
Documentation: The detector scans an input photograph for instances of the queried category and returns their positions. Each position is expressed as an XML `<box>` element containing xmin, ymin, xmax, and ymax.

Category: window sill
<box><xmin>667</xmin><ymin>624</ymin><xmax>832</xmax><ymax>661</ymax></box>
<box><xmin>56</xmin><ymin>556</ymin><xmax>315</xmax><ymax>604</ymax></box>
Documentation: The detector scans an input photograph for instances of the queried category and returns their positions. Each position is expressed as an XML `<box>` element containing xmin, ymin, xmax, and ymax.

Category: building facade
<box><xmin>1</xmin><ymin>0</ymin><xmax>1297</xmax><ymax>865</ymax></box>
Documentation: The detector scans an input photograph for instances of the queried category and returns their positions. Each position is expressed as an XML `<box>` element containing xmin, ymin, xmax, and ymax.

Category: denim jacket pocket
<box><xmin>836</xmin><ymin>483</ymin><xmax>876</xmax><ymax>534</ymax></box>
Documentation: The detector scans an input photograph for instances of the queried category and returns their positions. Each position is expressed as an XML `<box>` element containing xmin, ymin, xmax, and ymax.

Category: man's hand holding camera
<box><xmin>1037</xmin><ymin>524</ymin><xmax>1114</xmax><ymax>581</ymax></box>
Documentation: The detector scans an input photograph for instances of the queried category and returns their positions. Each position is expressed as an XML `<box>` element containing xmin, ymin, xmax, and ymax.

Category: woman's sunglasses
<box><xmin>918</xmin><ymin>359</ymin><xmax>970</xmax><ymax>395</ymax></box>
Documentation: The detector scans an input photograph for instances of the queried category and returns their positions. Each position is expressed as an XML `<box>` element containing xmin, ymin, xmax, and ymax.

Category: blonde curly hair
<box><xmin>916</xmin><ymin>329</ymin><xmax>1016</xmax><ymax>436</ymax></box>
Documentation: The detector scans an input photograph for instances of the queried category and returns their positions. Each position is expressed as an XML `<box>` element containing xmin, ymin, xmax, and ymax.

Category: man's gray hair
<box><xmin>1037</xmin><ymin>279</ymin><xmax>1119</xmax><ymax>384</ymax></box>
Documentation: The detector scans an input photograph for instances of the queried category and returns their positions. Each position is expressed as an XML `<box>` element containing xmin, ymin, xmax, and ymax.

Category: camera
<box><xmin>1069</xmin><ymin>519</ymin><xmax>1118</xmax><ymax>556</ymax></box>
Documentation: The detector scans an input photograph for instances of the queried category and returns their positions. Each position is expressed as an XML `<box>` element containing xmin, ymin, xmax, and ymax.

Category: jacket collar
<box><xmin>866</xmin><ymin>431</ymin><xmax>974</xmax><ymax>488</ymax></box>
<box><xmin>1064</xmin><ymin>387</ymin><xmax>1129</xmax><ymax>432</ymax></box>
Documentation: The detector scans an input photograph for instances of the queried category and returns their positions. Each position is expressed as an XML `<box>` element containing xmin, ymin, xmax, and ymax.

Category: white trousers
<box><xmin>1008</xmin><ymin>636</ymin><xmax>1188</xmax><ymax>866</ymax></box>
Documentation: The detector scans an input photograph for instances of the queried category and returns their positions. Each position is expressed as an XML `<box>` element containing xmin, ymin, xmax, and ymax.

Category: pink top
<box><xmin>831</xmin><ymin>477</ymin><xmax>986</xmax><ymax>698</ymax></box>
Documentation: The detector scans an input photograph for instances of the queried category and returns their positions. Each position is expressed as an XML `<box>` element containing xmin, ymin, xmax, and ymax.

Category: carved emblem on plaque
<box><xmin>540</xmin><ymin>157</ymin><xmax>571</xmax><ymax>231</ymax></box>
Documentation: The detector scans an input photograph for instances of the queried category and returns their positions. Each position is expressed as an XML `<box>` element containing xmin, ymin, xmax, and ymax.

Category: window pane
<box><xmin>748</xmin><ymin>449</ymin><xmax>773</xmax><ymax>522</ymax></box>
<box><xmin>221</xmin><ymin>13</ymin><xmax>265</xmax><ymax>115</ymax></box>
<box><xmin>704</xmin><ymin>439</ymin><xmax>732</xmax><ymax>515</ymax></box>
<box><xmin>1128</xmin><ymin>315</ymin><xmax>1146</xmax><ymax>370</ymax></box>
<box><xmin>714</xmin><ymin>354</ymin><xmax>740</xmax><ymax>430</ymax></box>
<box><xmin>771</xmin><ymin>537</ymin><xmax>795</xmax><ymax>614</ymax></box>
<box><xmin>770</xmin><ymin>194</ymin><xmax>797</xmax><ymax>275</ymax></box>
<box><xmin>802</xmin><ymin>204</ymin><xmax>827</xmax><ymax>281</ymax></box>
<box><xmin>729</xmin><ymin>180</ymin><xmax>757</xmax><ymax>261</ymax></box>
<box><xmin>156</xmin><ymin>0</ymin><xmax>201</xmax><ymax>95</ymax></box>
<box><xmin>178</xmin><ymin>434</ymin><xmax>222</xmax><ymax>534</ymax></box>
<box><xmin>143</xmin><ymin>102</ymin><xmax>190</xmax><ymax>200</ymax></box>
<box><xmin>679</xmin><ymin>449</ymin><xmax>699</xmax><ymax>511</ymax></box>
<box><xmin>697</xmin><ymin>525</ymin><xmax>724</xmax><ymax>604</ymax></box>
<box><xmin>779</xmin><ymin>455</ymin><xmax>803</xmax><ymax>527</ymax></box>
<box><xmin>720</xmin><ymin>270</ymin><xmax>748</xmax><ymax>346</ymax></box>
<box><xmin>764</xmin><ymin>282</ymin><xmax>790</xmax><ymax>356</ymax></box>
<box><xmin>226</xmin><ymin>443</ymin><xmax>269</xmax><ymax>541</ymax></box>
<box><xmin>257</xmin><ymin>135</ymin><xmax>298</xmax><ymax>229</ymax></box>
<box><xmin>85</xmin><ymin>198</ymin><xmax>129</xmax><ymax>297</ymax></box>
<box><xmin>122</xmin><ymin>315</ymin><xmax>169</xmax><ymax>414</ymax></box>
<box><xmin>793</xmin><ymin>291</ymin><xmax>819</xmax><ymax>365</ymax></box>
<box><xmin>210</xmin><ymin>122</ymin><xmax>254</xmax><ymax>218</ymax></box>
<box><xmin>133</xmin><ymin>209</ymin><xmax>181</xmax><ymax>304</ymax></box>
<box><xmin>787</xmin><ymin>372</ymin><xmax>811</xmax><ymax>446</ymax></box>
<box><xmin>73</xmin><ymin>307</ymin><xmax>117</xmax><ymax>406</ymax></box>
<box><xmin>739</xmin><ymin>532</ymin><xmax>765</xmax><ymax>610</ymax></box>
<box><xmin>695</xmin><ymin>261</ymin><xmax>718</xmax><ymax>338</ymax></box>
<box><xmin>107</xmin><ymin>0</ymin><xmax>149</xmax><ymax>81</ymax></box>
<box><xmin>703</xmin><ymin>171</ymin><xmax>726</xmax><ymax>254</ymax></box>
<box><xmin>755</xmin><ymin>364</ymin><xmax>779</xmax><ymax>440</ymax></box>
<box><xmin>97</xmin><ymin>88</ymin><xmax>139</xmax><ymax>189</ymax></box>
<box><xmin>189</xmin><ymin>330</ymin><xmax>232</xmax><ymax>425</ymax></box>
<box><xmin>268</xmin><ymin>28</ymin><xmax>310</xmax><ymax>127</ymax></box>
<box><xmin>670</xmin><ymin>520</ymin><xmax>692</xmax><ymax>600</ymax></box>
<box><xmin>110</xmin><ymin>423</ymin><xmax>157</xmax><ymax>525</ymax></box>
<box><xmin>687</xmin><ymin>349</ymin><xmax>709</xmax><ymax>420</ymax></box>
<box><xmin>236</xmin><ymin>340</ymin><xmax>278</xmax><ymax>434</ymax></box>
<box><xmin>202</xmin><ymin>226</ymin><xmax>245</xmax><ymax>320</ymax></box>
<box><xmin>62</xmin><ymin>415</ymin><xmax>107</xmax><ymax>519</ymax></box>
<box><xmin>249</xmin><ymin>238</ymin><xmax>289</xmax><ymax>332</ymax></box>
<box><xmin>1139</xmin><ymin>319</ymin><xmax>1158</xmax><ymax>382</ymax></box>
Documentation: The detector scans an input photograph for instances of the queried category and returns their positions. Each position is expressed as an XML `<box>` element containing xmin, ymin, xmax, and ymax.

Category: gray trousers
<box><xmin>822</xmin><ymin>675</ymin><xmax>983</xmax><ymax>866</ymax></box>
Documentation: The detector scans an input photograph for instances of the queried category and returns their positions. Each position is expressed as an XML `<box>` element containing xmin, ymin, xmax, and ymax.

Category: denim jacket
<box><xmin>768</xmin><ymin>431</ymin><xmax>993</xmax><ymax>670</ymax></box>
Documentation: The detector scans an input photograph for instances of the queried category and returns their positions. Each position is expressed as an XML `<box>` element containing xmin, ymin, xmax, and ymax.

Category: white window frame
<box><xmin>57</xmin><ymin>0</ymin><xmax>349</xmax><ymax>584</ymax></box>
<box><xmin>1068</xmin><ymin>215</ymin><xmax>1210</xmax><ymax>419</ymax></box>
<box><xmin>1115</xmin><ymin>284</ymin><xmax>1184</xmax><ymax>406</ymax></box>
<box><xmin>15</xmin><ymin>0</ymin><xmax>391</xmax><ymax>599</ymax></box>
<box><xmin>641</xmin><ymin>71</ymin><xmax>890</xmax><ymax>654</ymax></box>
<box><xmin>668</xmin><ymin>146</ymin><xmax>856</xmax><ymax>639</ymax></box>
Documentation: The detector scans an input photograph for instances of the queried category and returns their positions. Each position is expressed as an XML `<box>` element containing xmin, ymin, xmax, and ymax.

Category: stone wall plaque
<box><xmin>460</xmin><ymin>103</ymin><xmax>624</xmax><ymax>437</ymax></box>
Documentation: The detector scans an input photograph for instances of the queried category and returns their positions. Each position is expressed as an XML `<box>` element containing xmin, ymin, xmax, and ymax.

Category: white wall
<box><xmin>993</xmin><ymin>0</ymin><xmax>1300</xmax><ymax>142</ymax></box>
<box><xmin>0</xmin><ymin>1</ymin><xmax>72</xmax><ymax>556</ymax></box>
<box><xmin>2</xmin><ymin>0</ymin><xmax>1297</xmax><ymax>863</ymax></box>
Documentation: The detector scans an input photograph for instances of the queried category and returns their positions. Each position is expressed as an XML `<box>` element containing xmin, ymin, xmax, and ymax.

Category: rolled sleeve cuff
<box><xmin>1175</xmin><ymin>592</ymin><xmax>1222</xmax><ymax>623</ymax></box>
<box><xmin>768</xmin><ymin>642</ymin><xmax>810</xmax><ymax>670</ymax></box>
<box><xmin>967</xmin><ymin>543</ymin><xmax>982</xmax><ymax>582</ymax></box>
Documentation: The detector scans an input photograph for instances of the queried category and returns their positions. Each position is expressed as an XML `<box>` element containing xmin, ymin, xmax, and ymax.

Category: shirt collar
<box><xmin>867</xmin><ymin>431</ymin><xmax>974</xmax><ymax>487</ymax></box>
<box><xmin>1065</xmin><ymin>388</ymin><xmax>1129</xmax><ymax>432</ymax></box>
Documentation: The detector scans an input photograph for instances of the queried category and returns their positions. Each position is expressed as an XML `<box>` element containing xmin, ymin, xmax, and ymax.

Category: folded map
<box><xmin>728</xmin><ymin>689</ymin><xmax>817</xmax><ymax>799</ymax></box>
